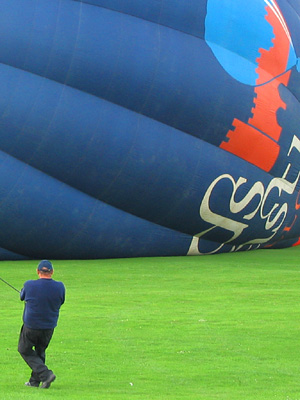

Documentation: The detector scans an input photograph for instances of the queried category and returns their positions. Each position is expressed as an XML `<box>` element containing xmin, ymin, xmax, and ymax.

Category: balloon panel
<box><xmin>0</xmin><ymin>0</ymin><xmax>299</xmax><ymax>259</ymax></box>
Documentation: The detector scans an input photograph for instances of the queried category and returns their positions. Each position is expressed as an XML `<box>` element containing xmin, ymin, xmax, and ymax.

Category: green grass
<box><xmin>1</xmin><ymin>247</ymin><xmax>300</xmax><ymax>399</ymax></box>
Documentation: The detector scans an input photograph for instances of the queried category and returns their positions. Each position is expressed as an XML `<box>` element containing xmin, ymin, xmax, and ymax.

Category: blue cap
<box><xmin>37</xmin><ymin>260</ymin><xmax>53</xmax><ymax>273</ymax></box>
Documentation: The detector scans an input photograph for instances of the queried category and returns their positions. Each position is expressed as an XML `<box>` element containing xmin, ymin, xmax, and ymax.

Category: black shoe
<box><xmin>25</xmin><ymin>382</ymin><xmax>39</xmax><ymax>387</ymax></box>
<box><xmin>40</xmin><ymin>373</ymin><xmax>56</xmax><ymax>389</ymax></box>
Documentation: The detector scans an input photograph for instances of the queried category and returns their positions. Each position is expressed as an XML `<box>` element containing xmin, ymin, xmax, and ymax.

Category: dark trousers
<box><xmin>18</xmin><ymin>324</ymin><xmax>54</xmax><ymax>385</ymax></box>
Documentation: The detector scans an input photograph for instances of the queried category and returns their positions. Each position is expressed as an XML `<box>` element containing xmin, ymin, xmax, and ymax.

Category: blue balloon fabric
<box><xmin>0</xmin><ymin>0</ymin><xmax>300</xmax><ymax>259</ymax></box>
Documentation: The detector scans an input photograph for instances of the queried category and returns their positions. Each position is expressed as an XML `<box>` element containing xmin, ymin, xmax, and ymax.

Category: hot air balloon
<box><xmin>0</xmin><ymin>0</ymin><xmax>299</xmax><ymax>259</ymax></box>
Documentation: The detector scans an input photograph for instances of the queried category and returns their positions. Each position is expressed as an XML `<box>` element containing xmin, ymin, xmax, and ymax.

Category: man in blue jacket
<box><xmin>18</xmin><ymin>260</ymin><xmax>65</xmax><ymax>389</ymax></box>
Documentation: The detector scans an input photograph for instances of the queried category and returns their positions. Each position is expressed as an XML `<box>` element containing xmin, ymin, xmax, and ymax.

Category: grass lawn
<box><xmin>1</xmin><ymin>247</ymin><xmax>300</xmax><ymax>399</ymax></box>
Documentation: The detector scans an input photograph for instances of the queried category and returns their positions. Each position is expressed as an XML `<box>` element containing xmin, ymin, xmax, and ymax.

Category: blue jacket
<box><xmin>20</xmin><ymin>278</ymin><xmax>65</xmax><ymax>329</ymax></box>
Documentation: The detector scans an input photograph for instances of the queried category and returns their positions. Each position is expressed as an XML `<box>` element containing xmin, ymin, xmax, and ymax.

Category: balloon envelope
<box><xmin>0</xmin><ymin>0</ymin><xmax>299</xmax><ymax>259</ymax></box>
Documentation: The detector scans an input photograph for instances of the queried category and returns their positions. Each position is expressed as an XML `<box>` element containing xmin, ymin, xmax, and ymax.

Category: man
<box><xmin>18</xmin><ymin>260</ymin><xmax>65</xmax><ymax>389</ymax></box>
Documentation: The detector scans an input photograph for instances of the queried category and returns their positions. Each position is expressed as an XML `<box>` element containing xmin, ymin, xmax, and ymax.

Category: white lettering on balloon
<box><xmin>188</xmin><ymin>135</ymin><xmax>300</xmax><ymax>255</ymax></box>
